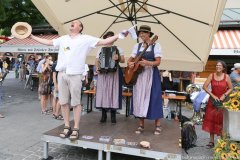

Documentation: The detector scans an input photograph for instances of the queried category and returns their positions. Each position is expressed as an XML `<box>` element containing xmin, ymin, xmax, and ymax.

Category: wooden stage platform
<box><xmin>42</xmin><ymin>112</ymin><xmax>181</xmax><ymax>160</ymax></box>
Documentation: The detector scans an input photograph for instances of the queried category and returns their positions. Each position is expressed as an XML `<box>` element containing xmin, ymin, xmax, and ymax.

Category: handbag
<box><xmin>211</xmin><ymin>99</ymin><xmax>223</xmax><ymax>108</ymax></box>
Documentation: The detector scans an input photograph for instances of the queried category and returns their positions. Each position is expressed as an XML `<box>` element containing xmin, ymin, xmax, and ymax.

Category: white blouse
<box><xmin>131</xmin><ymin>43</ymin><xmax>162</xmax><ymax>58</ymax></box>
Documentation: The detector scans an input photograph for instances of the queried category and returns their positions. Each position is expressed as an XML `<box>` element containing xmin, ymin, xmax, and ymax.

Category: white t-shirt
<box><xmin>53</xmin><ymin>34</ymin><xmax>100</xmax><ymax>75</ymax></box>
<box><xmin>96</xmin><ymin>46</ymin><xmax>124</xmax><ymax>58</ymax></box>
<box><xmin>131</xmin><ymin>43</ymin><xmax>162</xmax><ymax>58</ymax></box>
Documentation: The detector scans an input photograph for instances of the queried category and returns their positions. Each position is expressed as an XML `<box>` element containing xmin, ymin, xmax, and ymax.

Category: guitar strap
<box><xmin>136</xmin><ymin>43</ymin><xmax>156</xmax><ymax>59</ymax></box>
<box><xmin>136</xmin><ymin>43</ymin><xmax>143</xmax><ymax>56</ymax></box>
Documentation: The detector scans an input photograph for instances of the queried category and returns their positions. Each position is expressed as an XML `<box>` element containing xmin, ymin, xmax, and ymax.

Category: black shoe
<box><xmin>111</xmin><ymin>110</ymin><xmax>116</xmax><ymax>124</ymax></box>
<box><xmin>100</xmin><ymin>109</ymin><xmax>107</xmax><ymax>123</ymax></box>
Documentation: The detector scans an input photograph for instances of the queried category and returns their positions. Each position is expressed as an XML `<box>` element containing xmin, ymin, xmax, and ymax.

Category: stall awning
<box><xmin>0</xmin><ymin>35</ymin><xmax>60</xmax><ymax>53</ymax></box>
<box><xmin>210</xmin><ymin>30</ymin><xmax>240</xmax><ymax>55</ymax></box>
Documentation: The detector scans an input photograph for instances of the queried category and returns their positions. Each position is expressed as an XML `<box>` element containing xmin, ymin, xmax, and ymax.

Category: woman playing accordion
<box><xmin>95</xmin><ymin>31</ymin><xmax>125</xmax><ymax>124</ymax></box>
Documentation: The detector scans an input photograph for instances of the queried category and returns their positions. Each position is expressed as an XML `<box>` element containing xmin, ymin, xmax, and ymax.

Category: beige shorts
<box><xmin>58</xmin><ymin>72</ymin><xmax>82</xmax><ymax>106</ymax></box>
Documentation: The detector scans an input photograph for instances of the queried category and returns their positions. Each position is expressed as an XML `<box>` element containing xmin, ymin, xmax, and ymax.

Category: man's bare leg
<box><xmin>73</xmin><ymin>104</ymin><xmax>82</xmax><ymax>129</ymax></box>
<box><xmin>69</xmin><ymin>104</ymin><xmax>81</xmax><ymax>140</ymax></box>
<box><xmin>61</xmin><ymin>104</ymin><xmax>70</xmax><ymax>127</ymax></box>
<box><xmin>59</xmin><ymin>104</ymin><xmax>71</xmax><ymax>138</ymax></box>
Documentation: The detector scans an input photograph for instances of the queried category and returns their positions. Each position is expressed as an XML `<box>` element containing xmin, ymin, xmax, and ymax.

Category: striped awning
<box><xmin>1</xmin><ymin>35</ymin><xmax>59</xmax><ymax>45</ymax></box>
<box><xmin>212</xmin><ymin>30</ymin><xmax>240</xmax><ymax>49</ymax></box>
<box><xmin>0</xmin><ymin>35</ymin><xmax>60</xmax><ymax>53</ymax></box>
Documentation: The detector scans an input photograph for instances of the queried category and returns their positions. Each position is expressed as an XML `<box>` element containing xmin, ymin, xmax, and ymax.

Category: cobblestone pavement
<box><xmin>0</xmin><ymin>71</ymin><xmax>215</xmax><ymax>160</ymax></box>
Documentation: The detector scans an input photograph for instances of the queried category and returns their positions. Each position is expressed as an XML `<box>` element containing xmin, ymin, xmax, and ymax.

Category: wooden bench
<box><xmin>83</xmin><ymin>90</ymin><xmax>132</xmax><ymax>117</ymax></box>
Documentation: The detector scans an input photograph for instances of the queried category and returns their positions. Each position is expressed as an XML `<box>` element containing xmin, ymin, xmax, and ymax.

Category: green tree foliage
<box><xmin>0</xmin><ymin>0</ymin><xmax>47</xmax><ymax>36</ymax></box>
<box><xmin>0</xmin><ymin>0</ymin><xmax>12</xmax><ymax>21</ymax></box>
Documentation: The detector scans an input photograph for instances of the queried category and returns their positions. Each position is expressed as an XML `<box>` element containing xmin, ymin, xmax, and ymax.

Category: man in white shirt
<box><xmin>30</xmin><ymin>20</ymin><xmax>128</xmax><ymax>140</ymax></box>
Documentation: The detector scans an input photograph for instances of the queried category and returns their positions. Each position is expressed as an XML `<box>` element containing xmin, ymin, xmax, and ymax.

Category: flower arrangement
<box><xmin>213</xmin><ymin>136</ymin><xmax>240</xmax><ymax>160</ymax></box>
<box><xmin>223</xmin><ymin>87</ymin><xmax>240</xmax><ymax>111</ymax></box>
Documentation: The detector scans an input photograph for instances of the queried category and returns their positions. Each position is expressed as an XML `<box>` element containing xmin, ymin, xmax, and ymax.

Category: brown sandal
<box><xmin>59</xmin><ymin>126</ymin><xmax>72</xmax><ymax>138</ymax></box>
<box><xmin>135</xmin><ymin>126</ymin><xmax>144</xmax><ymax>134</ymax></box>
<box><xmin>206</xmin><ymin>142</ymin><xmax>214</xmax><ymax>149</ymax></box>
<box><xmin>69</xmin><ymin>128</ymin><xmax>79</xmax><ymax>141</ymax></box>
<box><xmin>154</xmin><ymin>126</ymin><xmax>162</xmax><ymax>135</ymax></box>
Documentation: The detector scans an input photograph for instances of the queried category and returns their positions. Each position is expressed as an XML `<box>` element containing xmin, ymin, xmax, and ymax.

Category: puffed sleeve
<box><xmin>131</xmin><ymin>43</ymin><xmax>139</xmax><ymax>58</ymax></box>
<box><xmin>154</xmin><ymin>43</ymin><xmax>162</xmax><ymax>58</ymax></box>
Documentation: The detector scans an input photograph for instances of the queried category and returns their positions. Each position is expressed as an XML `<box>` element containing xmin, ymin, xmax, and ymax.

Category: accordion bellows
<box><xmin>99</xmin><ymin>46</ymin><xmax>119</xmax><ymax>73</ymax></box>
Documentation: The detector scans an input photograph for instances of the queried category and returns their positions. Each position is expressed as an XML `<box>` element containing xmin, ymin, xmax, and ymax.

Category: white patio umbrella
<box><xmin>31</xmin><ymin>0</ymin><xmax>226</xmax><ymax>72</ymax></box>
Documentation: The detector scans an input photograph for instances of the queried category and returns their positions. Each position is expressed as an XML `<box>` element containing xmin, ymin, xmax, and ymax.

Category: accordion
<box><xmin>99</xmin><ymin>46</ymin><xmax>119</xmax><ymax>73</ymax></box>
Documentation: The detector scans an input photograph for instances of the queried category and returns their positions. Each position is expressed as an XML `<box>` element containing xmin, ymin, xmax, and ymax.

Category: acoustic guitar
<box><xmin>124</xmin><ymin>35</ymin><xmax>158</xmax><ymax>85</ymax></box>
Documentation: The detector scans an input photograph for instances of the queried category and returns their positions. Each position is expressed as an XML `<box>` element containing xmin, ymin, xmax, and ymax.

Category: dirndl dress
<box><xmin>131</xmin><ymin>43</ymin><xmax>163</xmax><ymax>120</ymax></box>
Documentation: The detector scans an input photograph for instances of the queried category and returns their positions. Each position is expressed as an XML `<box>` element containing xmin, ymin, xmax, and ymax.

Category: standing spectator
<box><xmin>2</xmin><ymin>61</ymin><xmax>8</xmax><ymax>73</ymax></box>
<box><xmin>39</xmin><ymin>55</ymin><xmax>53</xmax><ymax>115</ymax></box>
<box><xmin>14</xmin><ymin>60</ymin><xmax>20</xmax><ymax>78</ymax></box>
<box><xmin>127</xmin><ymin>25</ymin><xmax>163</xmax><ymax>135</ymax></box>
<box><xmin>19</xmin><ymin>62</ymin><xmax>27</xmax><ymax>81</ymax></box>
<box><xmin>30</xmin><ymin>20</ymin><xmax>128</xmax><ymax>140</ymax></box>
<box><xmin>5</xmin><ymin>58</ymin><xmax>11</xmax><ymax>70</ymax></box>
<box><xmin>202</xmin><ymin>60</ymin><xmax>232</xmax><ymax>148</ymax></box>
<box><xmin>36</xmin><ymin>55</ymin><xmax>47</xmax><ymax>100</ymax></box>
<box><xmin>26</xmin><ymin>57</ymin><xmax>36</xmax><ymax>75</ymax></box>
<box><xmin>36</xmin><ymin>55</ymin><xmax>47</xmax><ymax>73</ymax></box>
<box><xmin>229</xmin><ymin>63</ymin><xmax>240</xmax><ymax>90</ymax></box>
<box><xmin>51</xmin><ymin>60</ymin><xmax>63</xmax><ymax>120</ymax></box>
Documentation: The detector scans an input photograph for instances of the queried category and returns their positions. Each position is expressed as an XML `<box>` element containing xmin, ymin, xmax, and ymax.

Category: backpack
<box><xmin>181</xmin><ymin>121</ymin><xmax>197</xmax><ymax>154</ymax></box>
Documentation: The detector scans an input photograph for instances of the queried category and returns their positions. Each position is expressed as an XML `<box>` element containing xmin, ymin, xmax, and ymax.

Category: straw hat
<box><xmin>11</xmin><ymin>22</ymin><xmax>32</xmax><ymax>39</ymax></box>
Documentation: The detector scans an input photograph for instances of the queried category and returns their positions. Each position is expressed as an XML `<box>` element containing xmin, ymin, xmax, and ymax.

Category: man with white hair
<box><xmin>230</xmin><ymin>63</ymin><xmax>240</xmax><ymax>90</ymax></box>
<box><xmin>30</xmin><ymin>20</ymin><xmax>128</xmax><ymax>141</ymax></box>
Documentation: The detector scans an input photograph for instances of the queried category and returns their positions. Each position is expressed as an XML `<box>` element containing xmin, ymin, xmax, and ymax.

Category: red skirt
<box><xmin>202</xmin><ymin>101</ymin><xmax>223</xmax><ymax>136</ymax></box>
